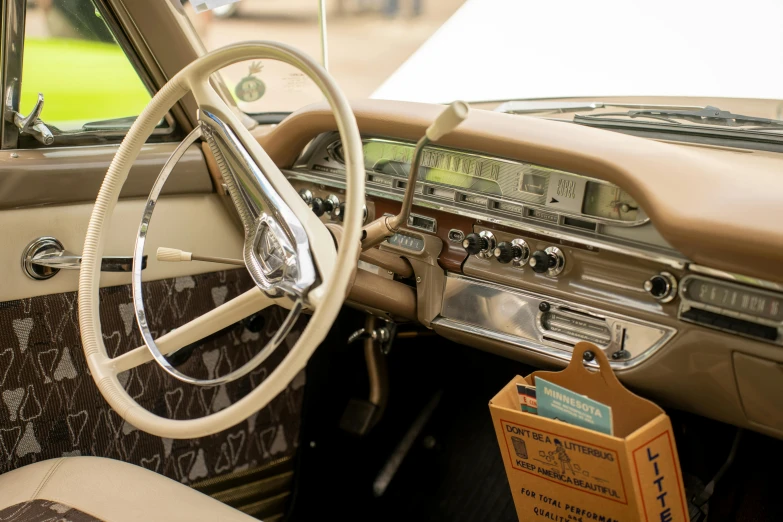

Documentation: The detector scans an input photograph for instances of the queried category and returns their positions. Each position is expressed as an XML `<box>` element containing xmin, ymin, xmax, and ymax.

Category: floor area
<box><xmin>289</xmin><ymin>310</ymin><xmax>783</xmax><ymax>522</ymax></box>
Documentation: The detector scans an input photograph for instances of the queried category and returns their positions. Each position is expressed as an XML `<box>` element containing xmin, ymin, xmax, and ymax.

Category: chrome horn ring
<box><xmin>131</xmin><ymin>124</ymin><xmax>304</xmax><ymax>387</ymax></box>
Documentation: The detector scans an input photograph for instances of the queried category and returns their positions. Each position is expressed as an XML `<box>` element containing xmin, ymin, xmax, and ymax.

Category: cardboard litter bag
<box><xmin>490</xmin><ymin>342</ymin><xmax>688</xmax><ymax>522</ymax></box>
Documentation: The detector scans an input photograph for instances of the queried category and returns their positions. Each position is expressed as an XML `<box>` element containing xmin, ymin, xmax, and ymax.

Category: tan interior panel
<box><xmin>733</xmin><ymin>352</ymin><xmax>783</xmax><ymax>437</ymax></box>
<box><xmin>0</xmin><ymin>143</ymin><xmax>212</xmax><ymax>210</ymax></box>
<box><xmin>1</xmin><ymin>194</ymin><xmax>243</xmax><ymax>302</ymax></box>
<box><xmin>259</xmin><ymin>99</ymin><xmax>783</xmax><ymax>283</ymax></box>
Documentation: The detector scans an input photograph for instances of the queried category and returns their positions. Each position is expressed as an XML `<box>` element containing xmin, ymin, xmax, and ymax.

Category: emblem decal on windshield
<box><xmin>235</xmin><ymin>61</ymin><xmax>266</xmax><ymax>102</ymax></box>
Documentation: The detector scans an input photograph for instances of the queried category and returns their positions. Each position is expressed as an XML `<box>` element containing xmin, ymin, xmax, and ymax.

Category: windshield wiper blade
<box><xmin>576</xmin><ymin>106</ymin><xmax>783</xmax><ymax>129</ymax></box>
<box><xmin>495</xmin><ymin>100</ymin><xmax>704</xmax><ymax>115</ymax></box>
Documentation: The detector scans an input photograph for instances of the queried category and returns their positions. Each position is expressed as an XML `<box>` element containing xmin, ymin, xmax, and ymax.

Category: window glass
<box><xmin>21</xmin><ymin>0</ymin><xmax>153</xmax><ymax>132</ymax></box>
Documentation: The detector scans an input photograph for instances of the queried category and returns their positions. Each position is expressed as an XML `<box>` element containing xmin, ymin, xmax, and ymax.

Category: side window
<box><xmin>19</xmin><ymin>0</ymin><xmax>167</xmax><ymax>138</ymax></box>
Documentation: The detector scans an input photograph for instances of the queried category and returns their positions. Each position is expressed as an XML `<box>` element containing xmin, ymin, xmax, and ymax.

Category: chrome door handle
<box><xmin>22</xmin><ymin>237</ymin><xmax>147</xmax><ymax>280</ymax></box>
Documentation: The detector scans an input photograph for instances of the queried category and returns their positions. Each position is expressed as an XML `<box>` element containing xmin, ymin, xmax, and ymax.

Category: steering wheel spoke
<box><xmin>107</xmin><ymin>287</ymin><xmax>289</xmax><ymax>375</ymax></box>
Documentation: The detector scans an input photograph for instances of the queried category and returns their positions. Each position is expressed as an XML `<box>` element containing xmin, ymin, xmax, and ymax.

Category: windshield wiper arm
<box><xmin>576</xmin><ymin>106</ymin><xmax>783</xmax><ymax>129</ymax></box>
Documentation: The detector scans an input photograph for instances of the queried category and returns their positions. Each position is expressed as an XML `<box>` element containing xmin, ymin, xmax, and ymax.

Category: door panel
<box><xmin>0</xmin><ymin>268</ymin><xmax>305</xmax><ymax>482</ymax></box>
<box><xmin>0</xmin><ymin>143</ymin><xmax>210</xmax><ymax>210</ymax></box>
<box><xmin>2</xmin><ymin>194</ymin><xmax>243</xmax><ymax>302</ymax></box>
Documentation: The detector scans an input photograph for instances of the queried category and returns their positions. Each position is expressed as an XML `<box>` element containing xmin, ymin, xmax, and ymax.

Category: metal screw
<box><xmin>416</xmin><ymin>276</ymin><xmax>422</xmax><ymax>284</ymax></box>
<box><xmin>309</xmin><ymin>441</ymin><xmax>316</xmax><ymax>448</ymax></box>
<box><xmin>583</xmin><ymin>350</ymin><xmax>596</xmax><ymax>362</ymax></box>
<box><xmin>387</xmin><ymin>270</ymin><xmax>394</xmax><ymax>276</ymax></box>
<box><xmin>10</xmin><ymin>153</ymin><xmax>18</xmax><ymax>159</ymax></box>
<box><xmin>422</xmin><ymin>436</ymin><xmax>436</xmax><ymax>449</ymax></box>
<box><xmin>539</xmin><ymin>301</ymin><xmax>550</xmax><ymax>312</ymax></box>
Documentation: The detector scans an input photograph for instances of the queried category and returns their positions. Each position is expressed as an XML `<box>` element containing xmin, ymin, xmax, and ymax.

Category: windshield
<box><xmin>185</xmin><ymin>0</ymin><xmax>783</xmax><ymax>130</ymax></box>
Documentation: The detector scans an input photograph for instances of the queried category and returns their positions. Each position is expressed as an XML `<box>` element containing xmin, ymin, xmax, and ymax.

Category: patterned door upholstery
<box><xmin>0</xmin><ymin>269</ymin><xmax>305</xmax><ymax>485</ymax></box>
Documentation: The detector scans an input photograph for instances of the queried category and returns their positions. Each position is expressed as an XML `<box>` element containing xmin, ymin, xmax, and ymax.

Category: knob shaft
<box><xmin>462</xmin><ymin>233</ymin><xmax>488</xmax><ymax>255</ymax></box>
<box><xmin>529</xmin><ymin>250</ymin><xmax>555</xmax><ymax>274</ymax></box>
<box><xmin>494</xmin><ymin>242</ymin><xmax>522</xmax><ymax>263</ymax></box>
<box><xmin>335</xmin><ymin>202</ymin><xmax>346</xmax><ymax>222</ymax></box>
<box><xmin>311</xmin><ymin>197</ymin><xmax>327</xmax><ymax>216</ymax></box>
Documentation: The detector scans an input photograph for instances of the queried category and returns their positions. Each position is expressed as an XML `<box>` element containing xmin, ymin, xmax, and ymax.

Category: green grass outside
<box><xmin>20</xmin><ymin>38</ymin><xmax>151</xmax><ymax>128</ymax></box>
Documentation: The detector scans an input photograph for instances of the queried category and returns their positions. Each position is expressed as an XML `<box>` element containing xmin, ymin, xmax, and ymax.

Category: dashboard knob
<box><xmin>311</xmin><ymin>197</ymin><xmax>327</xmax><ymax>216</ymax></box>
<box><xmin>462</xmin><ymin>233</ymin><xmax>488</xmax><ymax>255</ymax></box>
<box><xmin>299</xmin><ymin>189</ymin><xmax>313</xmax><ymax>206</ymax></box>
<box><xmin>644</xmin><ymin>272</ymin><xmax>677</xmax><ymax>303</ymax></box>
<box><xmin>529</xmin><ymin>250</ymin><xmax>556</xmax><ymax>274</ymax></box>
<box><xmin>494</xmin><ymin>242</ymin><xmax>523</xmax><ymax>263</ymax></box>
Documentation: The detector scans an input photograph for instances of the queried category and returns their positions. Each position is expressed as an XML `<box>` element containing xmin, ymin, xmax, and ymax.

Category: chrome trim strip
<box><xmin>201</xmin><ymin>110</ymin><xmax>316</xmax><ymax>298</ymax></box>
<box><xmin>1</xmin><ymin>0</ymin><xmax>25</xmax><ymax>148</ymax></box>
<box><xmin>132</xmin><ymin>126</ymin><xmax>302</xmax><ymax>386</ymax></box>
<box><xmin>687</xmin><ymin>264</ymin><xmax>783</xmax><ymax>292</ymax></box>
<box><xmin>284</xmin><ymin>169</ymin><xmax>687</xmax><ymax>270</ymax></box>
<box><xmin>434</xmin><ymin>273</ymin><xmax>676</xmax><ymax>371</ymax></box>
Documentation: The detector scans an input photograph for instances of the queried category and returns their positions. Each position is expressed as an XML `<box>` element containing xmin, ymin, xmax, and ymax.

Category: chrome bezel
<box><xmin>543</xmin><ymin>246</ymin><xmax>566</xmax><ymax>277</ymax></box>
<box><xmin>21</xmin><ymin>236</ymin><xmax>63</xmax><ymax>280</ymax></box>
<box><xmin>477</xmin><ymin>230</ymin><xmax>496</xmax><ymax>259</ymax></box>
<box><xmin>645</xmin><ymin>271</ymin><xmax>678</xmax><ymax>303</ymax></box>
<box><xmin>510</xmin><ymin>238</ymin><xmax>531</xmax><ymax>268</ymax></box>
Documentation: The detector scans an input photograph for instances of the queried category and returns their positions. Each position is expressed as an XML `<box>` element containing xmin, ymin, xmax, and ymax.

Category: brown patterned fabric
<box><xmin>0</xmin><ymin>269</ymin><xmax>306</xmax><ymax>484</ymax></box>
<box><xmin>0</xmin><ymin>500</ymin><xmax>102</xmax><ymax>522</ymax></box>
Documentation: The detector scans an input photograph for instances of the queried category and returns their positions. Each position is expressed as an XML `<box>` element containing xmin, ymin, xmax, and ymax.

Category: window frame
<box><xmin>0</xmin><ymin>0</ymin><xmax>180</xmax><ymax>149</ymax></box>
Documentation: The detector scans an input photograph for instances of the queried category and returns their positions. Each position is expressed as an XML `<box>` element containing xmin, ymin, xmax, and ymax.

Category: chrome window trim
<box><xmin>1</xmin><ymin>0</ymin><xmax>178</xmax><ymax>149</ymax></box>
<box><xmin>0</xmin><ymin>0</ymin><xmax>25</xmax><ymax>148</ymax></box>
<box><xmin>284</xmin><ymin>168</ymin><xmax>688</xmax><ymax>270</ymax></box>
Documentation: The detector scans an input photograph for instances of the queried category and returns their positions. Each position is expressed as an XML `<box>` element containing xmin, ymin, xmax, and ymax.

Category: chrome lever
<box><xmin>7</xmin><ymin>93</ymin><xmax>54</xmax><ymax>145</ymax></box>
<box><xmin>22</xmin><ymin>237</ymin><xmax>147</xmax><ymax>280</ymax></box>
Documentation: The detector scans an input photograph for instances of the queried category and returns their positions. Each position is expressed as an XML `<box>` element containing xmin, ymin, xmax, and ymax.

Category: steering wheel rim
<box><xmin>78</xmin><ymin>42</ymin><xmax>365</xmax><ymax>438</ymax></box>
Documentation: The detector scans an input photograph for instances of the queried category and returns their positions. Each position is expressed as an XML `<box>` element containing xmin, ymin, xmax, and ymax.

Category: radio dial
<box><xmin>494</xmin><ymin>242</ymin><xmax>522</xmax><ymax>263</ymax></box>
<box><xmin>530</xmin><ymin>250</ymin><xmax>556</xmax><ymax>273</ymax></box>
<box><xmin>463</xmin><ymin>233</ymin><xmax>487</xmax><ymax>255</ymax></box>
<box><xmin>529</xmin><ymin>247</ymin><xmax>566</xmax><ymax>276</ymax></box>
<box><xmin>311</xmin><ymin>197</ymin><xmax>327</xmax><ymax>216</ymax></box>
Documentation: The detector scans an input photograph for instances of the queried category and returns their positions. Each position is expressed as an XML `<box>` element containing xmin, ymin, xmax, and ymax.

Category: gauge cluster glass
<box><xmin>582</xmin><ymin>182</ymin><xmax>641</xmax><ymax>222</ymax></box>
<box><xmin>356</xmin><ymin>138</ymin><xmax>646</xmax><ymax>225</ymax></box>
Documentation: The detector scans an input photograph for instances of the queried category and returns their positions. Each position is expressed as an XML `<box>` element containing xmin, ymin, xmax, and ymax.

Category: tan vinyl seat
<box><xmin>0</xmin><ymin>457</ymin><xmax>256</xmax><ymax>522</ymax></box>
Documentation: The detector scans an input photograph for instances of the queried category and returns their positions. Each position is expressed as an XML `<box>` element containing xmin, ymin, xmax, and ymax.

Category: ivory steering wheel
<box><xmin>77</xmin><ymin>42</ymin><xmax>365</xmax><ymax>439</ymax></box>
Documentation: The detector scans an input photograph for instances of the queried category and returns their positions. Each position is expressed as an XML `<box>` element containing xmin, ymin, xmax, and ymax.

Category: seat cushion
<box><xmin>0</xmin><ymin>457</ymin><xmax>256</xmax><ymax>522</ymax></box>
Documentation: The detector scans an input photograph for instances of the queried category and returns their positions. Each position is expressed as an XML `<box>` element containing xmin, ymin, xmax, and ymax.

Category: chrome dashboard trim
<box><xmin>284</xmin><ymin>168</ymin><xmax>688</xmax><ymax>270</ymax></box>
<box><xmin>434</xmin><ymin>273</ymin><xmax>676</xmax><ymax>371</ymax></box>
<box><xmin>687</xmin><ymin>264</ymin><xmax>783</xmax><ymax>293</ymax></box>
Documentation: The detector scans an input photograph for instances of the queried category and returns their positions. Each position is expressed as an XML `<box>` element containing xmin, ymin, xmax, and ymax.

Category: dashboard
<box><xmin>259</xmin><ymin>99</ymin><xmax>783</xmax><ymax>441</ymax></box>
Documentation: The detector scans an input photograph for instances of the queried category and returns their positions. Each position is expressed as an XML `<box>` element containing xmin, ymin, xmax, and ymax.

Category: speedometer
<box><xmin>582</xmin><ymin>182</ymin><xmax>640</xmax><ymax>222</ymax></box>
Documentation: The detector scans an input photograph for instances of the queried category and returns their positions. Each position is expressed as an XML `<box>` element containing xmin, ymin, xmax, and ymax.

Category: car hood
<box><xmin>372</xmin><ymin>0</ymin><xmax>783</xmax><ymax>104</ymax></box>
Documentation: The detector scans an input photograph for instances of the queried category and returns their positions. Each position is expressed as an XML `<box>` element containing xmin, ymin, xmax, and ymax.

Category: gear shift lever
<box><xmin>360</xmin><ymin>101</ymin><xmax>469</xmax><ymax>250</ymax></box>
